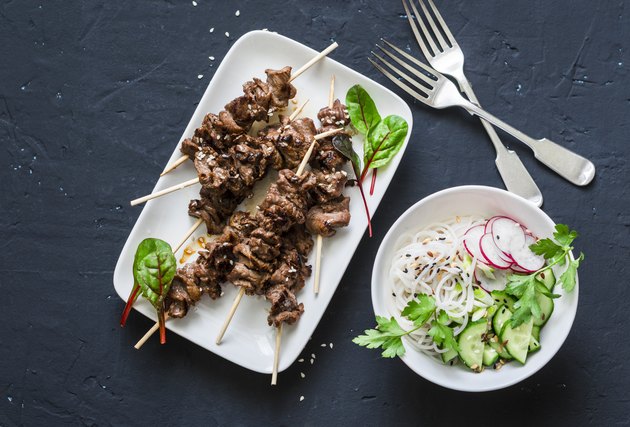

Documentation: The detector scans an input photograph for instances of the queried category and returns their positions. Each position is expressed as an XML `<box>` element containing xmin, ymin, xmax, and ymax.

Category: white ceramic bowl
<box><xmin>371</xmin><ymin>185</ymin><xmax>579</xmax><ymax>392</ymax></box>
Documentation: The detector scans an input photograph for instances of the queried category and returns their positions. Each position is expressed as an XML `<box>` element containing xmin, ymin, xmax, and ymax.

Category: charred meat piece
<box><xmin>311</xmin><ymin>136</ymin><xmax>347</xmax><ymax>172</ymax></box>
<box><xmin>165</xmin><ymin>262</ymin><xmax>222</xmax><ymax>319</ymax></box>
<box><xmin>194</xmin><ymin>147</ymin><xmax>233</xmax><ymax>192</ymax></box>
<box><xmin>227</xmin><ymin>262</ymin><xmax>270</xmax><ymax>296</ymax></box>
<box><xmin>266</xmin><ymin>285</ymin><xmax>304</xmax><ymax>327</ymax></box>
<box><xmin>260</xmin><ymin>169</ymin><xmax>316</xmax><ymax>232</ymax></box>
<box><xmin>269</xmin><ymin>246</ymin><xmax>312</xmax><ymax>293</ymax></box>
<box><xmin>285</xmin><ymin>224</ymin><xmax>314</xmax><ymax>258</ymax></box>
<box><xmin>265</xmin><ymin>66</ymin><xmax>297</xmax><ymax>110</ymax></box>
<box><xmin>317</xmin><ymin>99</ymin><xmax>350</xmax><ymax>128</ymax></box>
<box><xmin>188</xmin><ymin>193</ymin><xmax>239</xmax><ymax>234</ymax></box>
<box><xmin>242</xmin><ymin>77</ymin><xmax>273</xmax><ymax>114</ymax></box>
<box><xmin>225</xmin><ymin>95</ymin><xmax>268</xmax><ymax>127</ymax></box>
<box><xmin>259</xmin><ymin>116</ymin><xmax>317</xmax><ymax>169</ymax></box>
<box><xmin>311</xmin><ymin>169</ymin><xmax>348</xmax><ymax>204</ymax></box>
<box><xmin>305</xmin><ymin>196</ymin><xmax>351</xmax><ymax>237</ymax></box>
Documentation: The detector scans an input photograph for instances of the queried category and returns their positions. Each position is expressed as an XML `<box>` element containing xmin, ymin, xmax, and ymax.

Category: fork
<box><xmin>401</xmin><ymin>0</ymin><xmax>542</xmax><ymax>206</ymax></box>
<box><xmin>369</xmin><ymin>41</ymin><xmax>596</xmax><ymax>187</ymax></box>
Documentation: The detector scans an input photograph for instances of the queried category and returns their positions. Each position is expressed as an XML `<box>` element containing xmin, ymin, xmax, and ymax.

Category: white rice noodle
<box><xmin>389</xmin><ymin>215</ymin><xmax>486</xmax><ymax>360</ymax></box>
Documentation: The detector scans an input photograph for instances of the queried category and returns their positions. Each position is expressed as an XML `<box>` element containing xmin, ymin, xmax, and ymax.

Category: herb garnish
<box><xmin>353</xmin><ymin>294</ymin><xmax>457</xmax><ymax>358</ymax></box>
<box><xmin>120</xmin><ymin>238</ymin><xmax>177</xmax><ymax>344</ymax></box>
<box><xmin>505</xmin><ymin>224</ymin><xmax>583</xmax><ymax>327</ymax></box>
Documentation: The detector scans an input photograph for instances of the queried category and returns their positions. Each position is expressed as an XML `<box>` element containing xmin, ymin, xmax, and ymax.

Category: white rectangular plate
<box><xmin>114</xmin><ymin>30</ymin><xmax>413</xmax><ymax>374</ymax></box>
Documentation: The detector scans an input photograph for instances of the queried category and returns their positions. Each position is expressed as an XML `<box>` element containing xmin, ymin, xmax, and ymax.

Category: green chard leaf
<box><xmin>401</xmin><ymin>294</ymin><xmax>436</xmax><ymax>326</ymax></box>
<box><xmin>332</xmin><ymin>134</ymin><xmax>362</xmax><ymax>178</ymax></box>
<box><xmin>559</xmin><ymin>252</ymin><xmax>584</xmax><ymax>292</ymax></box>
<box><xmin>352</xmin><ymin>316</ymin><xmax>407</xmax><ymax>358</ymax></box>
<box><xmin>363</xmin><ymin>115</ymin><xmax>408</xmax><ymax>170</ymax></box>
<box><xmin>345</xmin><ymin>84</ymin><xmax>381</xmax><ymax>135</ymax></box>
<box><xmin>133</xmin><ymin>238</ymin><xmax>177</xmax><ymax>309</ymax></box>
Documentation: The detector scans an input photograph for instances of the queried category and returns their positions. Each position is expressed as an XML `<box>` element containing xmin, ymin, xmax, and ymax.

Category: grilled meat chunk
<box><xmin>265</xmin><ymin>66</ymin><xmax>297</xmax><ymax>109</ymax></box>
<box><xmin>188</xmin><ymin>193</ymin><xmax>239</xmax><ymax>234</ymax></box>
<box><xmin>311</xmin><ymin>170</ymin><xmax>348</xmax><ymax>204</ymax></box>
<box><xmin>266</xmin><ymin>286</ymin><xmax>304</xmax><ymax>327</ymax></box>
<box><xmin>260</xmin><ymin>169</ymin><xmax>316</xmax><ymax>232</ymax></box>
<box><xmin>305</xmin><ymin>196</ymin><xmax>351</xmax><ymax>237</ymax></box>
<box><xmin>227</xmin><ymin>263</ymin><xmax>270</xmax><ymax>296</ymax></box>
<box><xmin>317</xmin><ymin>99</ymin><xmax>350</xmax><ymax>128</ymax></box>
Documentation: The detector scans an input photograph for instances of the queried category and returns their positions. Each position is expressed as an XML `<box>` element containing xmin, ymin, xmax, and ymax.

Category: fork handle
<box><xmin>461</xmin><ymin>101</ymin><xmax>596</xmax><ymax>186</ymax></box>
<box><xmin>458</xmin><ymin>80</ymin><xmax>542</xmax><ymax>206</ymax></box>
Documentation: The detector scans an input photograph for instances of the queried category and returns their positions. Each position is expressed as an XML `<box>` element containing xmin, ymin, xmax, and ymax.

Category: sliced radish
<box><xmin>479</xmin><ymin>233</ymin><xmax>512</xmax><ymax>269</ymax></box>
<box><xmin>463</xmin><ymin>225</ymin><xmax>489</xmax><ymax>265</ymax></box>
<box><xmin>510</xmin><ymin>245</ymin><xmax>545</xmax><ymax>272</ymax></box>
<box><xmin>476</xmin><ymin>268</ymin><xmax>509</xmax><ymax>292</ymax></box>
<box><xmin>484</xmin><ymin>216</ymin><xmax>502</xmax><ymax>234</ymax></box>
<box><xmin>510</xmin><ymin>264</ymin><xmax>531</xmax><ymax>274</ymax></box>
<box><xmin>491</xmin><ymin>217</ymin><xmax>526</xmax><ymax>258</ymax></box>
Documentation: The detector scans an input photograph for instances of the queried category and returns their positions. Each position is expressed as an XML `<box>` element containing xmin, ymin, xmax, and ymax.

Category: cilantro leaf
<box><xmin>352</xmin><ymin>316</ymin><xmax>407</xmax><ymax>358</ymax></box>
<box><xmin>428</xmin><ymin>312</ymin><xmax>459</xmax><ymax>352</ymax></box>
<box><xmin>529</xmin><ymin>238</ymin><xmax>563</xmax><ymax>259</ymax></box>
<box><xmin>559</xmin><ymin>252</ymin><xmax>584</xmax><ymax>292</ymax></box>
<box><xmin>505</xmin><ymin>273</ymin><xmax>536</xmax><ymax>298</ymax></box>
<box><xmin>554</xmin><ymin>224</ymin><xmax>578</xmax><ymax>247</ymax></box>
<box><xmin>401</xmin><ymin>294</ymin><xmax>436</xmax><ymax>326</ymax></box>
<box><xmin>510</xmin><ymin>278</ymin><xmax>541</xmax><ymax>327</ymax></box>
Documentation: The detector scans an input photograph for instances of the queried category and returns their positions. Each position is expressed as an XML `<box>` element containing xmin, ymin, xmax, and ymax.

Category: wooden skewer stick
<box><xmin>158</xmin><ymin>42</ymin><xmax>337</xmax><ymax>177</ymax></box>
<box><xmin>160</xmin><ymin>99</ymin><xmax>310</xmax><ymax>177</ymax></box>
<box><xmin>215</xmin><ymin>287</ymin><xmax>246</xmax><ymax>345</ymax></box>
<box><xmin>160</xmin><ymin>154</ymin><xmax>190</xmax><ymax>176</ymax></box>
<box><xmin>271</xmin><ymin>323</ymin><xmax>283</xmax><ymax>385</ymax></box>
<box><xmin>314</xmin><ymin>75</ymin><xmax>336</xmax><ymax>295</ymax></box>
<box><xmin>134</xmin><ymin>314</ymin><xmax>170</xmax><ymax>349</ymax></box>
<box><xmin>288</xmin><ymin>42</ymin><xmax>338</xmax><ymax>83</ymax></box>
<box><xmin>130</xmin><ymin>177</ymin><xmax>199</xmax><ymax>206</ymax></box>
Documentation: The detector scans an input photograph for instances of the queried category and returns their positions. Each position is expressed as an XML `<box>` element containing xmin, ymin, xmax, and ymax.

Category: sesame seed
<box><xmin>300</xmin><ymin>372</ymin><xmax>305</xmax><ymax>378</ymax></box>
<box><xmin>197</xmin><ymin>74</ymin><xmax>203</xmax><ymax>79</ymax></box>
<box><xmin>311</xmin><ymin>353</ymin><xmax>316</xmax><ymax>359</ymax></box>
<box><xmin>192</xmin><ymin>0</ymin><xmax>197</xmax><ymax>5</ymax></box>
<box><xmin>310</xmin><ymin>359</ymin><xmax>314</xmax><ymax>364</ymax></box>
<box><xmin>299</xmin><ymin>396</ymin><xmax>305</xmax><ymax>402</ymax></box>
<box><xmin>225</xmin><ymin>31</ymin><xmax>230</xmax><ymax>37</ymax></box>
<box><xmin>321</xmin><ymin>343</ymin><xmax>326</xmax><ymax>347</ymax></box>
<box><xmin>209</xmin><ymin>56</ymin><xmax>215</xmax><ymax>60</ymax></box>
<box><xmin>235</xmin><ymin>9</ymin><xmax>240</xmax><ymax>16</ymax></box>
<box><xmin>329</xmin><ymin>343</ymin><xmax>333</xmax><ymax>349</ymax></box>
<box><xmin>209</xmin><ymin>27</ymin><xmax>214</xmax><ymax>33</ymax></box>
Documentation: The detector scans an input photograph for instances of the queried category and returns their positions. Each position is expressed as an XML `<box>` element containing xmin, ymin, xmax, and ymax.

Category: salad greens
<box><xmin>505</xmin><ymin>224</ymin><xmax>583</xmax><ymax>327</ymax></box>
<box><xmin>344</xmin><ymin>84</ymin><xmax>409</xmax><ymax>186</ymax></box>
<box><xmin>353</xmin><ymin>223</ymin><xmax>584</xmax><ymax>370</ymax></box>
<box><xmin>120</xmin><ymin>238</ymin><xmax>177</xmax><ymax>344</ymax></box>
<box><xmin>346</xmin><ymin>85</ymin><xmax>381</xmax><ymax>135</ymax></box>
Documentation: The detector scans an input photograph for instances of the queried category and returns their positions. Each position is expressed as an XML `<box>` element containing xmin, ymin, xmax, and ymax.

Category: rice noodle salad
<box><xmin>354</xmin><ymin>215</ymin><xmax>583</xmax><ymax>373</ymax></box>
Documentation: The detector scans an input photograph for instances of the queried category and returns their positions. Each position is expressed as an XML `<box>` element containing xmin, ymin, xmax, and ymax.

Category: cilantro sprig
<box><xmin>353</xmin><ymin>295</ymin><xmax>458</xmax><ymax>358</ymax></box>
<box><xmin>505</xmin><ymin>224</ymin><xmax>583</xmax><ymax>327</ymax></box>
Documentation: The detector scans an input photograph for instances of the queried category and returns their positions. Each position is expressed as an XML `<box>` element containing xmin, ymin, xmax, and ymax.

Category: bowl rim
<box><xmin>370</xmin><ymin>185</ymin><xmax>579</xmax><ymax>392</ymax></box>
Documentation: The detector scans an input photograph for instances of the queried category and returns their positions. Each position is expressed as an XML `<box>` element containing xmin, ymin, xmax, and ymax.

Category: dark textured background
<box><xmin>1</xmin><ymin>0</ymin><xmax>629</xmax><ymax>425</ymax></box>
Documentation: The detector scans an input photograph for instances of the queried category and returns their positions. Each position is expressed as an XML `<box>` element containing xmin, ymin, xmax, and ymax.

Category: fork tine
<box><xmin>401</xmin><ymin>0</ymin><xmax>432</xmax><ymax>60</ymax></box>
<box><xmin>380</xmin><ymin>39</ymin><xmax>439</xmax><ymax>77</ymax></box>
<box><xmin>416</xmin><ymin>0</ymin><xmax>449</xmax><ymax>51</ymax></box>
<box><xmin>406</xmin><ymin>0</ymin><xmax>440</xmax><ymax>55</ymax></box>
<box><xmin>375</xmin><ymin>44</ymin><xmax>436</xmax><ymax>86</ymax></box>
<box><xmin>370</xmin><ymin>51</ymin><xmax>434</xmax><ymax>96</ymax></box>
<box><xmin>368</xmin><ymin>58</ymin><xmax>429</xmax><ymax>104</ymax></box>
<box><xmin>426</xmin><ymin>0</ymin><xmax>456</xmax><ymax>46</ymax></box>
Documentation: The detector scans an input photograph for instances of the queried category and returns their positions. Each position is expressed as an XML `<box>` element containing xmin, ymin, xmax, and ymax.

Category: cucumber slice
<box><xmin>457</xmin><ymin>320</ymin><xmax>487</xmax><ymax>371</ymax></box>
<box><xmin>532</xmin><ymin>325</ymin><xmax>541</xmax><ymax>341</ymax></box>
<box><xmin>500</xmin><ymin>317</ymin><xmax>534</xmax><ymax>364</ymax></box>
<box><xmin>483</xmin><ymin>345</ymin><xmax>499</xmax><ymax>366</ymax></box>
<box><xmin>441</xmin><ymin>348</ymin><xmax>458</xmax><ymax>364</ymax></box>
<box><xmin>528</xmin><ymin>336</ymin><xmax>541</xmax><ymax>353</ymax></box>
<box><xmin>491</xmin><ymin>291</ymin><xmax>516</xmax><ymax>311</ymax></box>
<box><xmin>536</xmin><ymin>270</ymin><xmax>556</xmax><ymax>290</ymax></box>
<box><xmin>492</xmin><ymin>305</ymin><xmax>512</xmax><ymax>335</ymax></box>
<box><xmin>529</xmin><ymin>325</ymin><xmax>541</xmax><ymax>353</ymax></box>
<box><xmin>533</xmin><ymin>290</ymin><xmax>554</xmax><ymax>326</ymax></box>
<box><xmin>489</xmin><ymin>339</ymin><xmax>512</xmax><ymax>360</ymax></box>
